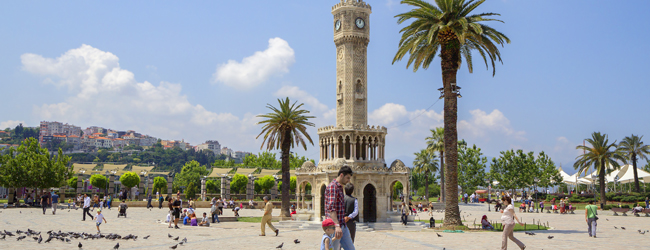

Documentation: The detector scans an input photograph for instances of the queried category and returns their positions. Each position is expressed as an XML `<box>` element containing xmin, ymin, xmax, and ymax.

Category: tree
<box><xmin>574</xmin><ymin>132</ymin><xmax>626</xmax><ymax>208</ymax></box>
<box><xmin>185</xmin><ymin>182</ymin><xmax>198</xmax><ymax>199</ymax></box>
<box><xmin>120</xmin><ymin>172</ymin><xmax>141</xmax><ymax>192</ymax></box>
<box><xmin>213</xmin><ymin>159</ymin><xmax>236</xmax><ymax>167</ymax></box>
<box><xmin>230</xmin><ymin>174</ymin><xmax>248</xmax><ymax>194</ymax></box>
<box><xmin>393</xmin><ymin>181</ymin><xmax>404</xmax><ymax>198</ymax></box>
<box><xmin>256</xmin><ymin>97</ymin><xmax>315</xmax><ymax>218</ymax></box>
<box><xmin>457</xmin><ymin>143</ymin><xmax>488</xmax><ymax>195</ymax></box>
<box><xmin>153</xmin><ymin>176</ymin><xmax>168</xmax><ymax>194</ymax></box>
<box><xmin>393</xmin><ymin>0</ymin><xmax>510</xmax><ymax>226</ymax></box>
<box><xmin>0</xmin><ymin>138</ymin><xmax>71</xmax><ymax>190</ymax></box>
<box><xmin>67</xmin><ymin>176</ymin><xmax>78</xmax><ymax>189</ymax></box>
<box><xmin>256</xmin><ymin>175</ymin><xmax>276</xmax><ymax>194</ymax></box>
<box><xmin>490</xmin><ymin>149</ymin><xmax>536</xmax><ymax>192</ymax></box>
<box><xmin>90</xmin><ymin>174</ymin><xmax>109</xmax><ymax>193</ymax></box>
<box><xmin>174</xmin><ymin>160</ymin><xmax>209</xmax><ymax>194</ymax></box>
<box><xmin>413</xmin><ymin>149</ymin><xmax>438</xmax><ymax>198</ymax></box>
<box><xmin>206</xmin><ymin>179</ymin><xmax>219</xmax><ymax>194</ymax></box>
<box><xmin>534</xmin><ymin>152</ymin><xmax>562</xmax><ymax>189</ymax></box>
<box><xmin>290</xmin><ymin>176</ymin><xmax>297</xmax><ymax>193</ymax></box>
<box><xmin>426</xmin><ymin>127</ymin><xmax>445</xmax><ymax>202</ymax></box>
<box><xmin>617</xmin><ymin>134</ymin><xmax>650</xmax><ymax>192</ymax></box>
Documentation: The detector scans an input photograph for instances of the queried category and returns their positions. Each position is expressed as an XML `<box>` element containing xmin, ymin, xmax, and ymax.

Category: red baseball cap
<box><xmin>322</xmin><ymin>218</ymin><xmax>336</xmax><ymax>227</ymax></box>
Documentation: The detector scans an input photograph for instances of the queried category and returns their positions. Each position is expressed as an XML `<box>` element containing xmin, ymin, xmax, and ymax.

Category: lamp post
<box><xmin>488</xmin><ymin>183</ymin><xmax>491</xmax><ymax>212</ymax></box>
<box><xmin>534</xmin><ymin>177</ymin><xmax>539</xmax><ymax>213</ymax></box>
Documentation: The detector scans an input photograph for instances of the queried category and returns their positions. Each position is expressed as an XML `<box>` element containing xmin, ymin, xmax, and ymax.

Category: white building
<box><xmin>196</xmin><ymin>140</ymin><xmax>221</xmax><ymax>155</ymax></box>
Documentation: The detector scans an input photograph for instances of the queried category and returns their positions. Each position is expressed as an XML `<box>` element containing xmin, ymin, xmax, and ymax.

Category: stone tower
<box><xmin>333</xmin><ymin>0</ymin><xmax>370</xmax><ymax>127</ymax></box>
<box><xmin>294</xmin><ymin>0</ymin><xmax>410</xmax><ymax>223</ymax></box>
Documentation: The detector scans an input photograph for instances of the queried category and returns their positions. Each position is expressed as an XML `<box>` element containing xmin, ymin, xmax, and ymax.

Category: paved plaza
<box><xmin>0</xmin><ymin>202</ymin><xmax>648</xmax><ymax>249</ymax></box>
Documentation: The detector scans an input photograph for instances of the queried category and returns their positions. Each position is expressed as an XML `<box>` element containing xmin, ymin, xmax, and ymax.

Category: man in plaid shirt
<box><xmin>325</xmin><ymin>165</ymin><xmax>355</xmax><ymax>250</ymax></box>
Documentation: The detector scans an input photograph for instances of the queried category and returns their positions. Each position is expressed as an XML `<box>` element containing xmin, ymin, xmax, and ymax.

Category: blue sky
<box><xmin>2</xmin><ymin>0</ymin><xmax>649</xmax><ymax>174</ymax></box>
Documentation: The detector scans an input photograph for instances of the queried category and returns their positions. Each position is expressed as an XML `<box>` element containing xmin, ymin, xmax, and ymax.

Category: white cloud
<box><xmin>274</xmin><ymin>86</ymin><xmax>330</xmax><ymax>114</ymax></box>
<box><xmin>458</xmin><ymin>109</ymin><xmax>527</xmax><ymax>141</ymax></box>
<box><xmin>0</xmin><ymin>120</ymin><xmax>25</xmax><ymax>130</ymax></box>
<box><xmin>21</xmin><ymin>44</ymin><xmax>260</xmax><ymax>150</ymax></box>
<box><xmin>212</xmin><ymin>38</ymin><xmax>295</xmax><ymax>90</ymax></box>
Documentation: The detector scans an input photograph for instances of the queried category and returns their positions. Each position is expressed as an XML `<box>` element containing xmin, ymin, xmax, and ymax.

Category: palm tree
<box><xmin>393</xmin><ymin>0</ymin><xmax>510</xmax><ymax>226</ymax></box>
<box><xmin>413</xmin><ymin>149</ymin><xmax>439</xmax><ymax>200</ymax></box>
<box><xmin>617</xmin><ymin>134</ymin><xmax>650</xmax><ymax>192</ymax></box>
<box><xmin>256</xmin><ymin>97</ymin><xmax>315</xmax><ymax>218</ymax></box>
<box><xmin>574</xmin><ymin>132</ymin><xmax>626</xmax><ymax>208</ymax></box>
<box><xmin>426</xmin><ymin>127</ymin><xmax>445</xmax><ymax>202</ymax></box>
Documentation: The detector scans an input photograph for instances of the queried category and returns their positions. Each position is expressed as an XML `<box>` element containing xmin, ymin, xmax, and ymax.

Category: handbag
<box><xmin>589</xmin><ymin>206</ymin><xmax>598</xmax><ymax>220</ymax></box>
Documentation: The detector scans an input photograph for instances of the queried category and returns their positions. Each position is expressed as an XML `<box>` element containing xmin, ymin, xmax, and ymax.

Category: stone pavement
<box><xmin>0</xmin><ymin>203</ymin><xmax>648</xmax><ymax>249</ymax></box>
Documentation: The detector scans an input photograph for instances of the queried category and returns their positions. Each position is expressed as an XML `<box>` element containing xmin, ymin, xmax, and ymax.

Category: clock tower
<box><xmin>332</xmin><ymin>0</ymin><xmax>371</xmax><ymax>127</ymax></box>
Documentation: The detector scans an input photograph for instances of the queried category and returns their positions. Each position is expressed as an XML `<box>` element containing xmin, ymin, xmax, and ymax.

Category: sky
<box><xmin>2</xmin><ymin>0</ymin><xmax>649</xmax><ymax>175</ymax></box>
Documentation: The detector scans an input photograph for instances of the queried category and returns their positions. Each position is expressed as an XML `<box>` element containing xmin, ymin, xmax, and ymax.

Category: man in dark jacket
<box><xmin>343</xmin><ymin>183</ymin><xmax>359</xmax><ymax>242</ymax></box>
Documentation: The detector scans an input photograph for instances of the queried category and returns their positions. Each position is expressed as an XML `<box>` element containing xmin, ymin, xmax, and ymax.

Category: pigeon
<box><xmin>66</xmin><ymin>238</ymin><xmax>71</xmax><ymax>243</ymax></box>
<box><xmin>622</xmin><ymin>227</ymin><xmax>626</xmax><ymax>230</ymax></box>
<box><xmin>168</xmin><ymin>234</ymin><xmax>173</xmax><ymax>238</ymax></box>
<box><xmin>614</xmin><ymin>226</ymin><xmax>618</xmax><ymax>229</ymax></box>
<box><xmin>0</xmin><ymin>235</ymin><xmax>5</xmax><ymax>240</ymax></box>
<box><xmin>17</xmin><ymin>235</ymin><xmax>26</xmax><ymax>241</ymax></box>
<box><xmin>45</xmin><ymin>237</ymin><xmax>53</xmax><ymax>243</ymax></box>
<box><xmin>38</xmin><ymin>235</ymin><xmax>43</xmax><ymax>243</ymax></box>
<box><xmin>170</xmin><ymin>244</ymin><xmax>178</xmax><ymax>249</ymax></box>
<box><xmin>436</xmin><ymin>233</ymin><xmax>442</xmax><ymax>237</ymax></box>
<box><xmin>182</xmin><ymin>237</ymin><xmax>187</xmax><ymax>243</ymax></box>
<box><xmin>639</xmin><ymin>231</ymin><xmax>646</xmax><ymax>235</ymax></box>
<box><xmin>33</xmin><ymin>237</ymin><xmax>39</xmax><ymax>241</ymax></box>
<box><xmin>276</xmin><ymin>242</ymin><xmax>284</xmax><ymax>249</ymax></box>
<box><xmin>144</xmin><ymin>235</ymin><xmax>150</xmax><ymax>240</ymax></box>
<box><xmin>173</xmin><ymin>236</ymin><xmax>179</xmax><ymax>241</ymax></box>
<box><xmin>606</xmin><ymin>219</ymin><xmax>609</xmax><ymax>221</ymax></box>
<box><xmin>179</xmin><ymin>242</ymin><xmax>184</xmax><ymax>245</ymax></box>
<box><xmin>548</xmin><ymin>236</ymin><xmax>554</xmax><ymax>239</ymax></box>
<box><xmin>78</xmin><ymin>242</ymin><xmax>82</xmax><ymax>248</ymax></box>
<box><xmin>294</xmin><ymin>239</ymin><xmax>300</xmax><ymax>244</ymax></box>
<box><xmin>114</xmin><ymin>242</ymin><xmax>120</xmax><ymax>249</ymax></box>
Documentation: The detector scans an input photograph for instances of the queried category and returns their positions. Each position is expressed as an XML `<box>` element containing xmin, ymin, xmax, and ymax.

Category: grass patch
<box><xmin>237</xmin><ymin>217</ymin><xmax>263</xmax><ymax>223</ymax></box>
<box><xmin>415</xmin><ymin>219</ymin><xmax>443</xmax><ymax>224</ymax></box>
<box><xmin>486</xmin><ymin>222</ymin><xmax>549</xmax><ymax>231</ymax></box>
<box><xmin>0</xmin><ymin>199</ymin><xmax>7</xmax><ymax>203</ymax></box>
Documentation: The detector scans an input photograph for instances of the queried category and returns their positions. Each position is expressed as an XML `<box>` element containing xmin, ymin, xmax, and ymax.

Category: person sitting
<box><xmin>519</xmin><ymin>202</ymin><xmax>526</xmax><ymax>212</ymax></box>
<box><xmin>481</xmin><ymin>215</ymin><xmax>494</xmax><ymax>230</ymax></box>
<box><xmin>190</xmin><ymin>212</ymin><xmax>198</xmax><ymax>226</ymax></box>
<box><xmin>633</xmin><ymin>205</ymin><xmax>644</xmax><ymax>215</ymax></box>
<box><xmin>183</xmin><ymin>213</ymin><xmax>190</xmax><ymax>225</ymax></box>
<box><xmin>249</xmin><ymin>199</ymin><xmax>255</xmax><ymax>209</ymax></box>
<box><xmin>198</xmin><ymin>212</ymin><xmax>210</xmax><ymax>227</ymax></box>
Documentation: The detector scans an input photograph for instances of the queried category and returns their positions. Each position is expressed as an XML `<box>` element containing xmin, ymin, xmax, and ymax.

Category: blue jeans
<box><xmin>587</xmin><ymin>218</ymin><xmax>597</xmax><ymax>237</ymax></box>
<box><xmin>212</xmin><ymin>212</ymin><xmax>220</xmax><ymax>223</ymax></box>
<box><xmin>332</xmin><ymin>226</ymin><xmax>355</xmax><ymax>250</ymax></box>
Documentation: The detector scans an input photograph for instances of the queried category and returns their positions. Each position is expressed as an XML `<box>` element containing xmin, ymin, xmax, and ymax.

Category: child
<box><xmin>321</xmin><ymin>218</ymin><xmax>336</xmax><ymax>250</ymax></box>
<box><xmin>95</xmin><ymin>209</ymin><xmax>107</xmax><ymax>233</ymax></box>
<box><xmin>67</xmin><ymin>198</ymin><xmax>73</xmax><ymax>209</ymax></box>
<box><xmin>481</xmin><ymin>215</ymin><xmax>494</xmax><ymax>230</ymax></box>
<box><xmin>166</xmin><ymin>211</ymin><xmax>172</xmax><ymax>223</ymax></box>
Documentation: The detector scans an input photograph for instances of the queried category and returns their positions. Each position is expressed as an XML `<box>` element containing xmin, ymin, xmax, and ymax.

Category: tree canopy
<box><xmin>490</xmin><ymin>149</ymin><xmax>561</xmax><ymax>192</ymax></box>
<box><xmin>0</xmin><ymin>137</ymin><xmax>71</xmax><ymax>189</ymax></box>
<box><xmin>457</xmin><ymin>143</ymin><xmax>488</xmax><ymax>194</ymax></box>
<box><xmin>173</xmin><ymin>160</ymin><xmax>209</xmax><ymax>193</ymax></box>
<box><xmin>230</xmin><ymin>174</ymin><xmax>248</xmax><ymax>194</ymax></box>
<box><xmin>90</xmin><ymin>174</ymin><xmax>108</xmax><ymax>191</ymax></box>
<box><xmin>153</xmin><ymin>176</ymin><xmax>168</xmax><ymax>194</ymax></box>
<box><xmin>119</xmin><ymin>172</ymin><xmax>140</xmax><ymax>189</ymax></box>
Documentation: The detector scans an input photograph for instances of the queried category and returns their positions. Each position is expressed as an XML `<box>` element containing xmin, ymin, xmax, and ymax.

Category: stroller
<box><xmin>118</xmin><ymin>203</ymin><xmax>128</xmax><ymax>218</ymax></box>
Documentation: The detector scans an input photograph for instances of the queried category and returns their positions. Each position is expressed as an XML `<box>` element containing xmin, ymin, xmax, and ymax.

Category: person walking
<box><xmin>343</xmin><ymin>183</ymin><xmax>359</xmax><ymax>243</ymax></box>
<box><xmin>107</xmin><ymin>196</ymin><xmax>112</xmax><ymax>210</ymax></box>
<box><xmin>585</xmin><ymin>200</ymin><xmax>598</xmax><ymax>238</ymax></box>
<box><xmin>500</xmin><ymin>196</ymin><xmax>525</xmax><ymax>250</ymax></box>
<box><xmin>159</xmin><ymin>195</ymin><xmax>164</xmax><ymax>209</ymax></box>
<box><xmin>82</xmin><ymin>194</ymin><xmax>94</xmax><ymax>221</ymax></box>
<box><xmin>259</xmin><ymin>196</ymin><xmax>278</xmax><ymax>236</ymax></box>
<box><xmin>51</xmin><ymin>191</ymin><xmax>59</xmax><ymax>215</ymax></box>
<box><xmin>211</xmin><ymin>202</ymin><xmax>220</xmax><ymax>223</ymax></box>
<box><xmin>40</xmin><ymin>191</ymin><xmax>50</xmax><ymax>215</ymax></box>
<box><xmin>324</xmin><ymin>165</ymin><xmax>355</xmax><ymax>250</ymax></box>
<box><xmin>400</xmin><ymin>202</ymin><xmax>408</xmax><ymax>226</ymax></box>
<box><xmin>217</xmin><ymin>198</ymin><xmax>224</xmax><ymax>215</ymax></box>
<box><xmin>147</xmin><ymin>194</ymin><xmax>153</xmax><ymax>209</ymax></box>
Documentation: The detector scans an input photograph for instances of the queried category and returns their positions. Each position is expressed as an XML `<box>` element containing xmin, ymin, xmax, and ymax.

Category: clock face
<box><xmin>355</xmin><ymin>18</ymin><xmax>365</xmax><ymax>29</ymax></box>
<box><xmin>335</xmin><ymin>20</ymin><xmax>341</xmax><ymax>31</ymax></box>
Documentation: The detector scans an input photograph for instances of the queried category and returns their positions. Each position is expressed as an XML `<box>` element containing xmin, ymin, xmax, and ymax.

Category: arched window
<box><xmin>356</xmin><ymin>80</ymin><xmax>363</xmax><ymax>93</ymax></box>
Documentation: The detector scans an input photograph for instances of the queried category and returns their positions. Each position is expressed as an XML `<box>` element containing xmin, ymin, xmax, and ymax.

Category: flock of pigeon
<box><xmin>0</xmin><ymin>228</ymin><xmax>188</xmax><ymax>249</ymax></box>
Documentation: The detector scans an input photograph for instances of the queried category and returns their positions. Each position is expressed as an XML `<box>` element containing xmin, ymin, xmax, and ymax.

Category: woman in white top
<box><xmin>500</xmin><ymin>196</ymin><xmax>525</xmax><ymax>250</ymax></box>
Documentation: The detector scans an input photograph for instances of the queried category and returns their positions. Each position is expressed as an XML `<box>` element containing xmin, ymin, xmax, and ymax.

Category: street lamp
<box><xmin>488</xmin><ymin>182</ymin><xmax>492</xmax><ymax>212</ymax></box>
<box><xmin>534</xmin><ymin>177</ymin><xmax>539</xmax><ymax>213</ymax></box>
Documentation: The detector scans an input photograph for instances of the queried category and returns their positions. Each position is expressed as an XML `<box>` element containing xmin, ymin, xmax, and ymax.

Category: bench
<box><xmin>633</xmin><ymin>208</ymin><xmax>650</xmax><ymax>217</ymax></box>
<box><xmin>611</xmin><ymin>208</ymin><xmax>630</xmax><ymax>216</ymax></box>
<box><xmin>568</xmin><ymin>207</ymin><xmax>577</xmax><ymax>214</ymax></box>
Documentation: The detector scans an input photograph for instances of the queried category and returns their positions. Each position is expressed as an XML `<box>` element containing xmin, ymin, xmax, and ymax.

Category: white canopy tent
<box><xmin>617</xmin><ymin>164</ymin><xmax>650</xmax><ymax>184</ymax></box>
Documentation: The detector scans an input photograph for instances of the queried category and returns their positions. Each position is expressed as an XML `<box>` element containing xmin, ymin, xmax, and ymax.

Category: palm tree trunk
<box><xmin>424</xmin><ymin>172</ymin><xmax>429</xmax><ymax>200</ymax></box>
<box><xmin>280</xmin><ymin>129</ymin><xmax>292</xmax><ymax>218</ymax></box>
<box><xmin>440</xmin><ymin>150</ymin><xmax>445</xmax><ymax>202</ymax></box>
<box><xmin>632</xmin><ymin>154</ymin><xmax>640</xmax><ymax>192</ymax></box>
<box><xmin>441</xmin><ymin>38</ymin><xmax>462</xmax><ymax>226</ymax></box>
<box><xmin>598</xmin><ymin>160</ymin><xmax>607</xmax><ymax>209</ymax></box>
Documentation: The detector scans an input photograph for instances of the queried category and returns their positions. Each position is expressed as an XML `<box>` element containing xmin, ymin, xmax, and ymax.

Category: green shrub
<box><xmin>545</xmin><ymin>195</ymin><xmax>558</xmax><ymax>202</ymax></box>
<box><xmin>621</xmin><ymin>204</ymin><xmax>630</xmax><ymax>209</ymax></box>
